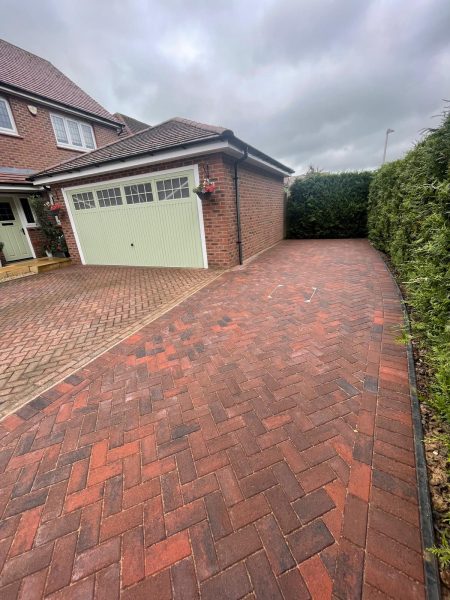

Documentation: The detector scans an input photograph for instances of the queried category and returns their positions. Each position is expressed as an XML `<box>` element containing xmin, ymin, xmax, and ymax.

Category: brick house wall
<box><xmin>50</xmin><ymin>152</ymin><xmax>285</xmax><ymax>269</ymax></box>
<box><xmin>26</xmin><ymin>225</ymin><xmax>47</xmax><ymax>258</ymax></box>
<box><xmin>0</xmin><ymin>93</ymin><xmax>120</xmax><ymax>172</ymax></box>
<box><xmin>0</xmin><ymin>93</ymin><xmax>121</xmax><ymax>258</ymax></box>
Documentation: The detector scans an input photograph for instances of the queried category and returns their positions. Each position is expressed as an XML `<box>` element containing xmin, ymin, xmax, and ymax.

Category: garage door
<box><xmin>64</xmin><ymin>169</ymin><xmax>206</xmax><ymax>268</ymax></box>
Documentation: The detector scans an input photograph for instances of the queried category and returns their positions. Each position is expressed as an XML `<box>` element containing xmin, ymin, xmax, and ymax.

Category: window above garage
<box><xmin>50</xmin><ymin>113</ymin><xmax>96</xmax><ymax>151</ymax></box>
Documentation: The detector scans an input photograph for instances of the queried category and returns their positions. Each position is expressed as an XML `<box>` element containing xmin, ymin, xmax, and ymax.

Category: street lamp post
<box><xmin>382</xmin><ymin>128</ymin><xmax>395</xmax><ymax>164</ymax></box>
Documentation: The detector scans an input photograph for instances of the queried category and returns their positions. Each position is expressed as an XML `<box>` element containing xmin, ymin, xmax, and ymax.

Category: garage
<box><xmin>32</xmin><ymin>117</ymin><xmax>293</xmax><ymax>269</ymax></box>
<box><xmin>64</xmin><ymin>167</ymin><xmax>207</xmax><ymax>268</ymax></box>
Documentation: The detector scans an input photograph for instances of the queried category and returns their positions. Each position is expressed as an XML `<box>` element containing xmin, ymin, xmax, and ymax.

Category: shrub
<box><xmin>286</xmin><ymin>170</ymin><xmax>373</xmax><ymax>238</ymax></box>
<box><xmin>368</xmin><ymin>112</ymin><xmax>450</xmax><ymax>424</ymax></box>
<box><xmin>29</xmin><ymin>195</ymin><xmax>69</xmax><ymax>255</ymax></box>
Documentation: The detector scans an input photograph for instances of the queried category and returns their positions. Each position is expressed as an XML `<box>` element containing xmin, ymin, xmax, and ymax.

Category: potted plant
<box><xmin>0</xmin><ymin>242</ymin><xmax>6</xmax><ymax>267</ymax></box>
<box><xmin>193</xmin><ymin>178</ymin><xmax>216</xmax><ymax>201</ymax></box>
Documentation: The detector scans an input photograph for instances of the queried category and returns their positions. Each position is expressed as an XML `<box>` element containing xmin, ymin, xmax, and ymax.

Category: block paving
<box><xmin>0</xmin><ymin>240</ymin><xmax>425</xmax><ymax>598</ymax></box>
<box><xmin>0</xmin><ymin>265</ymin><xmax>219</xmax><ymax>418</ymax></box>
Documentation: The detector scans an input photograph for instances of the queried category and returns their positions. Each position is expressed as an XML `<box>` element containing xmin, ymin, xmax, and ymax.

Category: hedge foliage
<box><xmin>286</xmin><ymin>171</ymin><xmax>373</xmax><ymax>238</ymax></box>
<box><xmin>368</xmin><ymin>113</ymin><xmax>450</xmax><ymax>423</ymax></box>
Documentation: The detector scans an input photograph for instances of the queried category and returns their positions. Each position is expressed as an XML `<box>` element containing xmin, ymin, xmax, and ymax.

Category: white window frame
<box><xmin>50</xmin><ymin>113</ymin><xmax>97</xmax><ymax>151</ymax></box>
<box><xmin>0</xmin><ymin>96</ymin><xmax>18</xmax><ymax>136</ymax></box>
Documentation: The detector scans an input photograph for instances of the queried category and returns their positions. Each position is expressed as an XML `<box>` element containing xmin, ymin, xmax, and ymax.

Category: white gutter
<box><xmin>32</xmin><ymin>141</ymin><xmax>292</xmax><ymax>186</ymax></box>
<box><xmin>0</xmin><ymin>84</ymin><xmax>121</xmax><ymax>130</ymax></box>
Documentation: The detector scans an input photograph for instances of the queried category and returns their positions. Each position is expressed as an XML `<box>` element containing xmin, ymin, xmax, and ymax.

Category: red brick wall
<box><xmin>230</xmin><ymin>158</ymin><xmax>285</xmax><ymax>261</ymax></box>
<box><xmin>49</xmin><ymin>152</ymin><xmax>285</xmax><ymax>269</ymax></box>
<box><xmin>0</xmin><ymin>93</ymin><xmax>120</xmax><ymax>172</ymax></box>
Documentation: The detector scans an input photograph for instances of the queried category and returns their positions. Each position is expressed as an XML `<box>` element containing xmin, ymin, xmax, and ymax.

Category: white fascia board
<box><xmin>32</xmin><ymin>141</ymin><xmax>231</xmax><ymax>185</ymax></box>
<box><xmin>0</xmin><ymin>184</ymin><xmax>43</xmax><ymax>193</ymax></box>
<box><xmin>32</xmin><ymin>140</ymin><xmax>291</xmax><ymax>187</ymax></box>
<box><xmin>0</xmin><ymin>84</ymin><xmax>120</xmax><ymax>130</ymax></box>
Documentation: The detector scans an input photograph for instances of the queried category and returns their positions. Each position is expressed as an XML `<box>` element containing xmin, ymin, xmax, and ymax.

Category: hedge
<box><xmin>286</xmin><ymin>171</ymin><xmax>373</xmax><ymax>238</ymax></box>
<box><xmin>368</xmin><ymin>113</ymin><xmax>450</xmax><ymax>424</ymax></box>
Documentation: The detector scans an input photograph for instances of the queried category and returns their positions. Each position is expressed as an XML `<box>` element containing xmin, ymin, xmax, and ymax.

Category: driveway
<box><xmin>0</xmin><ymin>240</ymin><xmax>424</xmax><ymax>599</ymax></box>
<box><xmin>0</xmin><ymin>265</ymin><xmax>219</xmax><ymax>418</ymax></box>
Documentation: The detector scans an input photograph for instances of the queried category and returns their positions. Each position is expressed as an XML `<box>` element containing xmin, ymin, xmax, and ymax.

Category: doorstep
<box><xmin>0</xmin><ymin>257</ymin><xmax>71</xmax><ymax>280</ymax></box>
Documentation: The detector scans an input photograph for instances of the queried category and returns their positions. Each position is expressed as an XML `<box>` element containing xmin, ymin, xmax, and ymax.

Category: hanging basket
<box><xmin>196</xmin><ymin>191</ymin><xmax>213</xmax><ymax>201</ymax></box>
<box><xmin>49</xmin><ymin>203</ymin><xmax>64</xmax><ymax>218</ymax></box>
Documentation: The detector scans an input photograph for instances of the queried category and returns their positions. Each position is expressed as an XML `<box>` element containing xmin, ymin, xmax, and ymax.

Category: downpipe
<box><xmin>233</xmin><ymin>147</ymin><xmax>248</xmax><ymax>265</ymax></box>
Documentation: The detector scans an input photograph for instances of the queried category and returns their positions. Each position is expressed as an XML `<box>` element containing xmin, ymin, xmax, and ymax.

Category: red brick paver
<box><xmin>0</xmin><ymin>265</ymin><xmax>219</xmax><ymax>418</ymax></box>
<box><xmin>0</xmin><ymin>240</ymin><xmax>425</xmax><ymax>598</ymax></box>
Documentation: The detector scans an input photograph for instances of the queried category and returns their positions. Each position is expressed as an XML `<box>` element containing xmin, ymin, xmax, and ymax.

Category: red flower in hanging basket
<box><xmin>50</xmin><ymin>203</ymin><xmax>63</xmax><ymax>212</ymax></box>
<box><xmin>193</xmin><ymin>179</ymin><xmax>217</xmax><ymax>198</ymax></box>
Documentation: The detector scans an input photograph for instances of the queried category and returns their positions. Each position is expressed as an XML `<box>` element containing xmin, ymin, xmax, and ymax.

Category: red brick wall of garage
<box><xmin>48</xmin><ymin>152</ymin><xmax>285</xmax><ymax>269</ymax></box>
<box><xmin>0</xmin><ymin>93</ymin><xmax>120</xmax><ymax>172</ymax></box>
<box><xmin>231</xmin><ymin>158</ymin><xmax>285</xmax><ymax>261</ymax></box>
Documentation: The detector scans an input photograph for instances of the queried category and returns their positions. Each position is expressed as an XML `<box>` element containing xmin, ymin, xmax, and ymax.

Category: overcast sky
<box><xmin>1</xmin><ymin>0</ymin><xmax>449</xmax><ymax>173</ymax></box>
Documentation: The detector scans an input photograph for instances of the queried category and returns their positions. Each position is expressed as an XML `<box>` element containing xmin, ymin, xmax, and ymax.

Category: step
<box><xmin>0</xmin><ymin>257</ymin><xmax>71</xmax><ymax>280</ymax></box>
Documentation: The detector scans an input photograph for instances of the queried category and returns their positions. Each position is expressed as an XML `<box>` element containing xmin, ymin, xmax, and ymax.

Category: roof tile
<box><xmin>0</xmin><ymin>39</ymin><xmax>119</xmax><ymax>124</ymax></box>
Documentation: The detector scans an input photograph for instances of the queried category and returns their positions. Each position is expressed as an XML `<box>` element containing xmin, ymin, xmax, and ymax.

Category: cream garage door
<box><xmin>65</xmin><ymin>170</ymin><xmax>206</xmax><ymax>268</ymax></box>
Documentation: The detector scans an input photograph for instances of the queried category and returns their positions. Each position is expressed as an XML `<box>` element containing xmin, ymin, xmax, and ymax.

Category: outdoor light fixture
<box><xmin>382</xmin><ymin>128</ymin><xmax>395</xmax><ymax>164</ymax></box>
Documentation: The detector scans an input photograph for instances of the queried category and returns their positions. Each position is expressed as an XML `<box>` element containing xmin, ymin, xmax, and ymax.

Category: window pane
<box><xmin>80</xmin><ymin>123</ymin><xmax>95</xmax><ymax>149</ymax></box>
<box><xmin>0</xmin><ymin>202</ymin><xmax>14</xmax><ymax>221</ymax></box>
<box><xmin>67</xmin><ymin>120</ymin><xmax>82</xmax><ymax>146</ymax></box>
<box><xmin>51</xmin><ymin>115</ymin><xmax>69</xmax><ymax>144</ymax></box>
<box><xmin>72</xmin><ymin>192</ymin><xmax>95</xmax><ymax>210</ymax></box>
<box><xmin>157</xmin><ymin>176</ymin><xmax>190</xmax><ymax>200</ymax></box>
<box><xmin>96</xmin><ymin>187</ymin><xmax>123</xmax><ymax>207</ymax></box>
<box><xmin>124</xmin><ymin>182</ymin><xmax>153</xmax><ymax>204</ymax></box>
<box><xmin>20</xmin><ymin>198</ymin><xmax>35</xmax><ymax>224</ymax></box>
<box><xmin>0</xmin><ymin>99</ymin><xmax>13</xmax><ymax>130</ymax></box>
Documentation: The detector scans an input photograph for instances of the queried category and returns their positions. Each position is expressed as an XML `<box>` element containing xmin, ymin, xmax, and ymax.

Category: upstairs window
<box><xmin>0</xmin><ymin>96</ymin><xmax>18</xmax><ymax>135</ymax></box>
<box><xmin>50</xmin><ymin>114</ymin><xmax>96</xmax><ymax>150</ymax></box>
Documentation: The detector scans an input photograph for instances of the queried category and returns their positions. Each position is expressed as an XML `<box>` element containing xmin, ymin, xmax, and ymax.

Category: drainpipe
<box><xmin>233</xmin><ymin>147</ymin><xmax>248</xmax><ymax>265</ymax></box>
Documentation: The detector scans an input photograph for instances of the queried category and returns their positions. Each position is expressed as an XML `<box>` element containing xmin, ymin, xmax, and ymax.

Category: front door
<box><xmin>0</xmin><ymin>199</ymin><xmax>33</xmax><ymax>262</ymax></box>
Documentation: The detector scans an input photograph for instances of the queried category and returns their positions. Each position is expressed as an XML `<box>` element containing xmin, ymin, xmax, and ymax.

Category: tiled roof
<box><xmin>114</xmin><ymin>113</ymin><xmax>151</xmax><ymax>134</ymax></box>
<box><xmin>0</xmin><ymin>172</ymin><xmax>33</xmax><ymax>185</ymax></box>
<box><xmin>31</xmin><ymin>117</ymin><xmax>229</xmax><ymax>177</ymax></box>
<box><xmin>31</xmin><ymin>117</ymin><xmax>293</xmax><ymax>178</ymax></box>
<box><xmin>0</xmin><ymin>39</ymin><xmax>120</xmax><ymax>125</ymax></box>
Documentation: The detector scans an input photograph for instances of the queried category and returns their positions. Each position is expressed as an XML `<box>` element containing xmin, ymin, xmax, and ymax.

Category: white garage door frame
<box><xmin>61</xmin><ymin>164</ymin><xmax>208</xmax><ymax>268</ymax></box>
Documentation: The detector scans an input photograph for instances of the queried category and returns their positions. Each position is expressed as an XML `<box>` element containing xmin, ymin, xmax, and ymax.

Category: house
<box><xmin>2</xmin><ymin>39</ymin><xmax>294</xmax><ymax>270</ymax></box>
<box><xmin>0</xmin><ymin>38</ymin><xmax>123</xmax><ymax>262</ymax></box>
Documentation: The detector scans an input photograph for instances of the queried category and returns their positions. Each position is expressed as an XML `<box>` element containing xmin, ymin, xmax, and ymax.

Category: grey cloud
<box><xmin>1</xmin><ymin>0</ymin><xmax>449</xmax><ymax>173</ymax></box>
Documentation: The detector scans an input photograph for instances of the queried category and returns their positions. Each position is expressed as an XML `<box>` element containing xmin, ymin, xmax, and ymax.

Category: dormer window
<box><xmin>50</xmin><ymin>113</ymin><xmax>96</xmax><ymax>151</ymax></box>
<box><xmin>0</xmin><ymin>96</ymin><xmax>18</xmax><ymax>136</ymax></box>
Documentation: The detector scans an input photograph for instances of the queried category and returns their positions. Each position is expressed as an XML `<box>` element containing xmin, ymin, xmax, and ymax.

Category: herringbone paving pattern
<box><xmin>0</xmin><ymin>240</ymin><xmax>424</xmax><ymax>598</ymax></box>
<box><xmin>0</xmin><ymin>265</ymin><xmax>219</xmax><ymax>418</ymax></box>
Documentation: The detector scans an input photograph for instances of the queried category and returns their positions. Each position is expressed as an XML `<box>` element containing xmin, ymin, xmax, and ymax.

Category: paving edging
<box><xmin>383</xmin><ymin>254</ymin><xmax>441</xmax><ymax>599</ymax></box>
